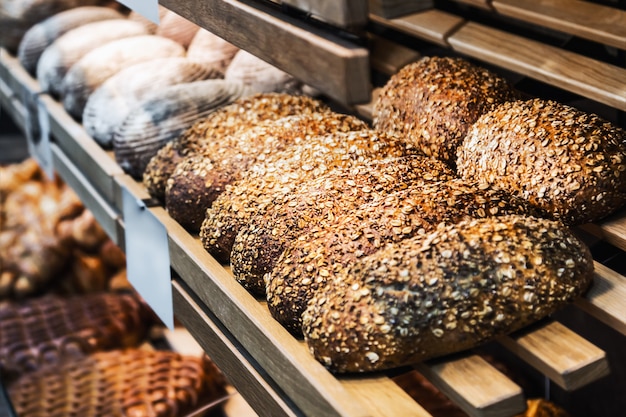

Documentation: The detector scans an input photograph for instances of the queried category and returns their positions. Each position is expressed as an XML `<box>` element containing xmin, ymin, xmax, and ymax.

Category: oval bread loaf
<box><xmin>155</xmin><ymin>7</ymin><xmax>200</xmax><ymax>48</ymax></box>
<box><xmin>61</xmin><ymin>34</ymin><xmax>186</xmax><ymax>119</ymax></box>
<box><xmin>225</xmin><ymin>50</ymin><xmax>303</xmax><ymax>95</ymax></box>
<box><xmin>302</xmin><ymin>214</ymin><xmax>594</xmax><ymax>373</ymax></box>
<box><xmin>374</xmin><ymin>56</ymin><xmax>519</xmax><ymax>166</ymax></box>
<box><xmin>186</xmin><ymin>28</ymin><xmax>239</xmax><ymax>75</ymax></box>
<box><xmin>456</xmin><ymin>98</ymin><xmax>626</xmax><ymax>225</ymax></box>
<box><xmin>231</xmin><ymin>155</ymin><xmax>456</xmax><ymax>296</ymax></box>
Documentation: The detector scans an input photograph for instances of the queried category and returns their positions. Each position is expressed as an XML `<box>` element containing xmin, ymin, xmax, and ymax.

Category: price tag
<box><xmin>21</xmin><ymin>89</ymin><xmax>54</xmax><ymax>179</ymax></box>
<box><xmin>122</xmin><ymin>187</ymin><xmax>174</xmax><ymax>329</ymax></box>
<box><xmin>116</xmin><ymin>0</ymin><xmax>160</xmax><ymax>24</ymax></box>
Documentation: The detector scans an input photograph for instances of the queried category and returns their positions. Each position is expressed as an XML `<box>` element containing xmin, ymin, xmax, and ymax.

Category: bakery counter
<box><xmin>2</xmin><ymin>44</ymin><xmax>626</xmax><ymax>416</ymax></box>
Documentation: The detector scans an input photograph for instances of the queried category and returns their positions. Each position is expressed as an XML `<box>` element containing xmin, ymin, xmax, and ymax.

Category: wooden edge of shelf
<box><xmin>369</xmin><ymin>34</ymin><xmax>422</xmax><ymax>75</ymax></box>
<box><xmin>368</xmin><ymin>0</ymin><xmax>434</xmax><ymax>19</ymax></box>
<box><xmin>498</xmin><ymin>320</ymin><xmax>609</xmax><ymax>391</ymax></box>
<box><xmin>279</xmin><ymin>0</ymin><xmax>369</xmax><ymax>28</ymax></box>
<box><xmin>160</xmin><ymin>0</ymin><xmax>371</xmax><ymax>105</ymax></box>
<box><xmin>449</xmin><ymin>0</ymin><xmax>493</xmax><ymax>10</ymax></box>
<box><xmin>416</xmin><ymin>355</ymin><xmax>526</xmax><ymax>417</ymax></box>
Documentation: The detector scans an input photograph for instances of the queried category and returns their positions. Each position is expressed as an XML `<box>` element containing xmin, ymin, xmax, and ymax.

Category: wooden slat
<box><xmin>493</xmin><ymin>0</ymin><xmax>626</xmax><ymax>50</ymax></box>
<box><xmin>279</xmin><ymin>0</ymin><xmax>369</xmax><ymax>28</ymax></box>
<box><xmin>451</xmin><ymin>0</ymin><xmax>493</xmax><ymax>9</ymax></box>
<box><xmin>447</xmin><ymin>21</ymin><xmax>626</xmax><ymax>111</ymax></box>
<box><xmin>370</xmin><ymin>9</ymin><xmax>465</xmax><ymax>47</ymax></box>
<box><xmin>369</xmin><ymin>35</ymin><xmax>422</xmax><ymax>75</ymax></box>
<box><xmin>596</xmin><ymin>213</ymin><xmax>626</xmax><ymax>253</ymax></box>
<box><xmin>499</xmin><ymin>321</ymin><xmax>609</xmax><ymax>391</ymax></box>
<box><xmin>160</xmin><ymin>0</ymin><xmax>370</xmax><ymax>105</ymax></box>
<box><xmin>416</xmin><ymin>355</ymin><xmax>526</xmax><ymax>417</ymax></box>
<box><xmin>368</xmin><ymin>0</ymin><xmax>434</xmax><ymax>19</ymax></box>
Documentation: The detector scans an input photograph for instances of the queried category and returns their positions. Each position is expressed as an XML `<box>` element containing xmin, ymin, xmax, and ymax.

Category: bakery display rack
<box><xmin>1</xmin><ymin>0</ymin><xmax>625</xmax><ymax>416</ymax></box>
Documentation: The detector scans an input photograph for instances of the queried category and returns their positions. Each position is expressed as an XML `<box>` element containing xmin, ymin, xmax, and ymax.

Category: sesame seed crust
<box><xmin>456</xmin><ymin>98</ymin><xmax>626</xmax><ymax>225</ymax></box>
<box><xmin>143</xmin><ymin>93</ymin><xmax>329</xmax><ymax>201</ymax></box>
<box><xmin>164</xmin><ymin>112</ymin><xmax>368</xmax><ymax>232</ymax></box>
<box><xmin>301</xmin><ymin>214</ymin><xmax>594</xmax><ymax>373</ymax></box>
<box><xmin>267</xmin><ymin>179</ymin><xmax>540</xmax><ymax>335</ymax></box>
<box><xmin>199</xmin><ymin>129</ymin><xmax>416</xmax><ymax>263</ymax></box>
<box><xmin>374</xmin><ymin>56</ymin><xmax>518</xmax><ymax>166</ymax></box>
<box><xmin>230</xmin><ymin>155</ymin><xmax>456</xmax><ymax>296</ymax></box>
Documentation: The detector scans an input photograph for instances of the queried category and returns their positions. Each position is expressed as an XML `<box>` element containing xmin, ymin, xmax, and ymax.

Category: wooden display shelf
<box><xmin>270</xmin><ymin>0</ymin><xmax>369</xmax><ymax>28</ymax></box>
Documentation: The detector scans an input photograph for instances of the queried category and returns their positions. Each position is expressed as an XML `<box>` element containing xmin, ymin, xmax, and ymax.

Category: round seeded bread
<box><xmin>143</xmin><ymin>93</ymin><xmax>330</xmax><ymax>201</ymax></box>
<box><xmin>200</xmin><ymin>129</ymin><xmax>415</xmax><ymax>263</ymax></box>
<box><xmin>374</xmin><ymin>56</ymin><xmax>519</xmax><ymax>166</ymax></box>
<box><xmin>456</xmin><ymin>98</ymin><xmax>626</xmax><ymax>225</ymax></box>
<box><xmin>302</xmin><ymin>214</ymin><xmax>594</xmax><ymax>373</ymax></box>
<box><xmin>230</xmin><ymin>155</ymin><xmax>456</xmax><ymax>296</ymax></box>
<box><xmin>164</xmin><ymin>112</ymin><xmax>369</xmax><ymax>232</ymax></box>
<box><xmin>268</xmin><ymin>178</ymin><xmax>540</xmax><ymax>335</ymax></box>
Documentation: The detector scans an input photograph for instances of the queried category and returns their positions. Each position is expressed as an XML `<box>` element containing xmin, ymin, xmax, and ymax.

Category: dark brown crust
<box><xmin>164</xmin><ymin>112</ymin><xmax>369</xmax><ymax>232</ymax></box>
<box><xmin>302</xmin><ymin>215</ymin><xmax>594</xmax><ymax>373</ymax></box>
<box><xmin>374</xmin><ymin>56</ymin><xmax>519</xmax><ymax>166</ymax></box>
<box><xmin>267</xmin><ymin>179</ymin><xmax>541</xmax><ymax>335</ymax></box>
<box><xmin>230</xmin><ymin>155</ymin><xmax>456</xmax><ymax>296</ymax></box>
<box><xmin>456</xmin><ymin>98</ymin><xmax>626</xmax><ymax>225</ymax></box>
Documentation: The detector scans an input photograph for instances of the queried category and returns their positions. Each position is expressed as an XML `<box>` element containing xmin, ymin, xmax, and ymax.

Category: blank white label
<box><xmin>116</xmin><ymin>0</ymin><xmax>160</xmax><ymax>24</ymax></box>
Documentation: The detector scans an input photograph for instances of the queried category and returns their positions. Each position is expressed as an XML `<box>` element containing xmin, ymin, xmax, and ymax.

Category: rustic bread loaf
<box><xmin>200</xmin><ymin>129</ymin><xmax>415</xmax><ymax>263</ymax></box>
<box><xmin>186</xmin><ymin>28</ymin><xmax>239</xmax><ymax>74</ymax></box>
<box><xmin>165</xmin><ymin>112</ymin><xmax>369</xmax><ymax>232</ymax></box>
<box><xmin>154</xmin><ymin>8</ymin><xmax>200</xmax><ymax>48</ymax></box>
<box><xmin>225</xmin><ymin>49</ymin><xmax>303</xmax><ymax>94</ymax></box>
<box><xmin>302</xmin><ymin>214</ymin><xmax>594</xmax><ymax>373</ymax></box>
<box><xmin>456</xmin><ymin>98</ymin><xmax>626</xmax><ymax>225</ymax></box>
<box><xmin>268</xmin><ymin>179</ymin><xmax>540</xmax><ymax>335</ymax></box>
<box><xmin>231</xmin><ymin>155</ymin><xmax>456</xmax><ymax>296</ymax></box>
<box><xmin>374</xmin><ymin>56</ymin><xmax>519</xmax><ymax>166</ymax></box>
<box><xmin>8</xmin><ymin>349</ymin><xmax>228</xmax><ymax>417</ymax></box>
<box><xmin>143</xmin><ymin>93</ymin><xmax>330</xmax><ymax>201</ymax></box>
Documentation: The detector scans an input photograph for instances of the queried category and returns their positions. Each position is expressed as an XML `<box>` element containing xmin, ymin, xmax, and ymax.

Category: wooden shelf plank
<box><xmin>278</xmin><ymin>0</ymin><xmax>369</xmax><ymax>28</ymax></box>
<box><xmin>447</xmin><ymin>21</ymin><xmax>626</xmax><ymax>111</ymax></box>
<box><xmin>493</xmin><ymin>0</ymin><xmax>626</xmax><ymax>50</ymax></box>
<box><xmin>499</xmin><ymin>321</ymin><xmax>609</xmax><ymax>391</ymax></box>
<box><xmin>368</xmin><ymin>0</ymin><xmax>434</xmax><ymax>19</ymax></box>
<box><xmin>369</xmin><ymin>35</ymin><xmax>422</xmax><ymax>75</ymax></box>
<box><xmin>160</xmin><ymin>0</ymin><xmax>371</xmax><ymax>105</ymax></box>
<box><xmin>416</xmin><ymin>355</ymin><xmax>526</xmax><ymax>417</ymax></box>
<box><xmin>450</xmin><ymin>0</ymin><xmax>493</xmax><ymax>10</ymax></box>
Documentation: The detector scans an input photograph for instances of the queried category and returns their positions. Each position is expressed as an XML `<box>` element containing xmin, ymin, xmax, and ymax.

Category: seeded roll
<box><xmin>303</xmin><ymin>214</ymin><xmax>594</xmax><ymax>373</ymax></box>
<box><xmin>231</xmin><ymin>155</ymin><xmax>456</xmax><ymax>296</ymax></box>
<box><xmin>457</xmin><ymin>99</ymin><xmax>626</xmax><ymax>225</ymax></box>
<box><xmin>374</xmin><ymin>56</ymin><xmax>518</xmax><ymax>166</ymax></box>
<box><xmin>8</xmin><ymin>349</ymin><xmax>228</xmax><ymax>417</ymax></box>
<box><xmin>200</xmin><ymin>129</ymin><xmax>414</xmax><ymax>263</ymax></box>
<box><xmin>165</xmin><ymin>112</ymin><xmax>368</xmax><ymax>232</ymax></box>
<box><xmin>143</xmin><ymin>93</ymin><xmax>329</xmax><ymax>201</ymax></box>
<box><xmin>268</xmin><ymin>179</ymin><xmax>540</xmax><ymax>335</ymax></box>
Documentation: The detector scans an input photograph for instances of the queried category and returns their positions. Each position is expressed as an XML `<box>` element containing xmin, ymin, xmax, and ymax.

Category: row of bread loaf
<box><xmin>140</xmin><ymin>56</ymin><xmax>625</xmax><ymax>374</ymax></box>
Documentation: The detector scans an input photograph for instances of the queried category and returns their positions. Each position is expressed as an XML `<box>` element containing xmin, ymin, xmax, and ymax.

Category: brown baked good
<box><xmin>517</xmin><ymin>399</ymin><xmax>571</xmax><ymax>417</ymax></box>
<box><xmin>200</xmin><ymin>129</ymin><xmax>415</xmax><ymax>263</ymax></box>
<box><xmin>143</xmin><ymin>92</ymin><xmax>330</xmax><ymax>201</ymax></box>
<box><xmin>457</xmin><ymin>98</ymin><xmax>626</xmax><ymax>225</ymax></box>
<box><xmin>268</xmin><ymin>178</ymin><xmax>540</xmax><ymax>335</ymax></box>
<box><xmin>302</xmin><ymin>214</ymin><xmax>594</xmax><ymax>373</ymax></box>
<box><xmin>230</xmin><ymin>155</ymin><xmax>456</xmax><ymax>296</ymax></box>
<box><xmin>165</xmin><ymin>112</ymin><xmax>369</xmax><ymax>232</ymax></box>
<box><xmin>0</xmin><ymin>292</ymin><xmax>157</xmax><ymax>376</ymax></box>
<box><xmin>374</xmin><ymin>56</ymin><xmax>519</xmax><ymax>166</ymax></box>
<box><xmin>7</xmin><ymin>349</ymin><xmax>228</xmax><ymax>417</ymax></box>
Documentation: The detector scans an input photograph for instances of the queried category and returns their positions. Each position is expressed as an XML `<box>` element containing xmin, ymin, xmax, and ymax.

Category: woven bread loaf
<box><xmin>302</xmin><ymin>214</ymin><xmax>594</xmax><ymax>373</ymax></box>
<box><xmin>457</xmin><ymin>99</ymin><xmax>626</xmax><ymax>225</ymax></box>
<box><xmin>0</xmin><ymin>292</ymin><xmax>156</xmax><ymax>376</ymax></box>
<box><xmin>268</xmin><ymin>178</ymin><xmax>540</xmax><ymax>335</ymax></box>
<box><xmin>225</xmin><ymin>49</ymin><xmax>303</xmax><ymax>94</ymax></box>
<box><xmin>113</xmin><ymin>79</ymin><xmax>251</xmax><ymax>179</ymax></box>
<box><xmin>200</xmin><ymin>129</ymin><xmax>414</xmax><ymax>263</ymax></box>
<box><xmin>8</xmin><ymin>349</ymin><xmax>228</xmax><ymax>417</ymax></box>
<box><xmin>17</xmin><ymin>6</ymin><xmax>124</xmax><ymax>75</ymax></box>
<box><xmin>61</xmin><ymin>34</ymin><xmax>186</xmax><ymax>119</ymax></box>
<box><xmin>84</xmin><ymin>57</ymin><xmax>222</xmax><ymax>148</ymax></box>
<box><xmin>165</xmin><ymin>112</ymin><xmax>369</xmax><ymax>232</ymax></box>
<box><xmin>231</xmin><ymin>155</ymin><xmax>456</xmax><ymax>296</ymax></box>
<box><xmin>374</xmin><ymin>56</ymin><xmax>519</xmax><ymax>166</ymax></box>
<box><xmin>186</xmin><ymin>28</ymin><xmax>239</xmax><ymax>74</ymax></box>
<box><xmin>36</xmin><ymin>19</ymin><xmax>150</xmax><ymax>97</ymax></box>
<box><xmin>143</xmin><ymin>93</ymin><xmax>330</xmax><ymax>201</ymax></box>
<box><xmin>154</xmin><ymin>8</ymin><xmax>200</xmax><ymax>48</ymax></box>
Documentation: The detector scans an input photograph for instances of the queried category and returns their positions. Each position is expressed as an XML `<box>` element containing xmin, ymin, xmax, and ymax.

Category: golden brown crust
<box><xmin>302</xmin><ymin>215</ymin><xmax>594</xmax><ymax>373</ymax></box>
<box><xmin>456</xmin><ymin>98</ymin><xmax>626</xmax><ymax>225</ymax></box>
<box><xmin>374</xmin><ymin>56</ymin><xmax>518</xmax><ymax>166</ymax></box>
<box><xmin>517</xmin><ymin>399</ymin><xmax>571</xmax><ymax>417</ymax></box>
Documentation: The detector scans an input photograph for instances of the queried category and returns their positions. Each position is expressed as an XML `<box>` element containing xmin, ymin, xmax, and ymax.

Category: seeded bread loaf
<box><xmin>268</xmin><ymin>179</ymin><xmax>540</xmax><ymax>335</ymax></box>
<box><xmin>231</xmin><ymin>155</ymin><xmax>456</xmax><ymax>296</ymax></box>
<box><xmin>457</xmin><ymin>99</ymin><xmax>626</xmax><ymax>225</ymax></box>
<box><xmin>165</xmin><ymin>112</ymin><xmax>369</xmax><ymax>232</ymax></box>
<box><xmin>143</xmin><ymin>93</ymin><xmax>330</xmax><ymax>201</ymax></box>
<box><xmin>302</xmin><ymin>215</ymin><xmax>593</xmax><ymax>373</ymax></box>
<box><xmin>374</xmin><ymin>56</ymin><xmax>519</xmax><ymax>166</ymax></box>
<box><xmin>200</xmin><ymin>129</ymin><xmax>414</xmax><ymax>263</ymax></box>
